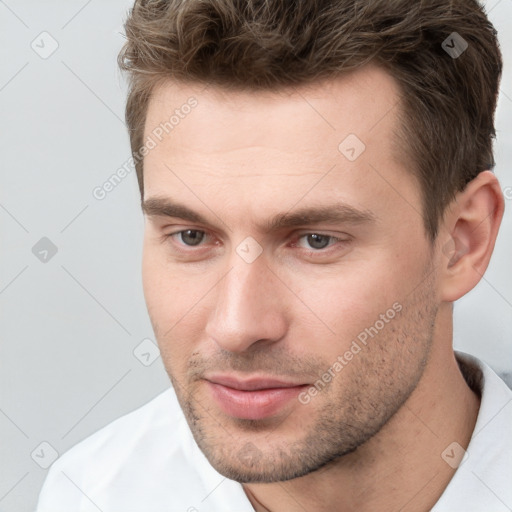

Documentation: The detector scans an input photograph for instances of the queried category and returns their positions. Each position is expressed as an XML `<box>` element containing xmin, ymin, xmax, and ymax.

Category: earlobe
<box><xmin>439</xmin><ymin>171</ymin><xmax>504</xmax><ymax>303</ymax></box>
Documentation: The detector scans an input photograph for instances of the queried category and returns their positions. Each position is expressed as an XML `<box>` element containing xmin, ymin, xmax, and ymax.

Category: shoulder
<box><xmin>433</xmin><ymin>352</ymin><xmax>512</xmax><ymax>511</ymax></box>
<box><xmin>55</xmin><ymin>386</ymin><xmax>182</xmax><ymax>465</ymax></box>
<box><xmin>36</xmin><ymin>386</ymin><xmax>253</xmax><ymax>511</ymax></box>
<box><xmin>36</xmin><ymin>387</ymin><xmax>189</xmax><ymax>510</ymax></box>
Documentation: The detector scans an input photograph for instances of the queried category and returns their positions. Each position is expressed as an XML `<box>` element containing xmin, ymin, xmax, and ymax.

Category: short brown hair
<box><xmin>118</xmin><ymin>0</ymin><xmax>502</xmax><ymax>240</ymax></box>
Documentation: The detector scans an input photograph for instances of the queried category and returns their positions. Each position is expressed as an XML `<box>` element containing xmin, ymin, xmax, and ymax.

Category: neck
<box><xmin>243</xmin><ymin>307</ymin><xmax>480</xmax><ymax>512</ymax></box>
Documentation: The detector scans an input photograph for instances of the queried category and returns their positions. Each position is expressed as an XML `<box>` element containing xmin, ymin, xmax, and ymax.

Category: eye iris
<box><xmin>307</xmin><ymin>234</ymin><xmax>330</xmax><ymax>249</ymax></box>
<box><xmin>181</xmin><ymin>230</ymin><xmax>204</xmax><ymax>246</ymax></box>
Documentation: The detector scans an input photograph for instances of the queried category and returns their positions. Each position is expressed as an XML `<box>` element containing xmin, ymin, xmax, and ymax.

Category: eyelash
<box><xmin>164</xmin><ymin>229</ymin><xmax>349</xmax><ymax>258</ymax></box>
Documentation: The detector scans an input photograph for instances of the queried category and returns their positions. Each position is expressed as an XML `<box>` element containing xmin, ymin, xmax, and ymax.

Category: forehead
<box><xmin>141</xmin><ymin>65</ymin><xmax>420</xmax><ymax>231</ymax></box>
<box><xmin>144</xmin><ymin>65</ymin><xmax>401</xmax><ymax>162</ymax></box>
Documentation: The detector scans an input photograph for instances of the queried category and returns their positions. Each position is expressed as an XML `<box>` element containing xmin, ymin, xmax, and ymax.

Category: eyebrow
<box><xmin>142</xmin><ymin>196</ymin><xmax>376</xmax><ymax>231</ymax></box>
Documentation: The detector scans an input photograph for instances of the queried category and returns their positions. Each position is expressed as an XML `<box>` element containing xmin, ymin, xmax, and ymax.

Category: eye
<box><xmin>171</xmin><ymin>229</ymin><xmax>206</xmax><ymax>246</ymax></box>
<box><xmin>296</xmin><ymin>233</ymin><xmax>339</xmax><ymax>250</ymax></box>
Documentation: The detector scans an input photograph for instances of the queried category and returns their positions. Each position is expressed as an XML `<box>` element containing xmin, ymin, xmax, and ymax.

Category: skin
<box><xmin>140</xmin><ymin>65</ymin><xmax>504</xmax><ymax>511</ymax></box>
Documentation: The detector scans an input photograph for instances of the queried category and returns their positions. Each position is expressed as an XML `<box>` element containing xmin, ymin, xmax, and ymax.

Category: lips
<box><xmin>205</xmin><ymin>374</ymin><xmax>308</xmax><ymax>420</ymax></box>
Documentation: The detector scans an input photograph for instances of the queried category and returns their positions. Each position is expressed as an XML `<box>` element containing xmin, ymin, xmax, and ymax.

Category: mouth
<box><xmin>204</xmin><ymin>374</ymin><xmax>309</xmax><ymax>420</ymax></box>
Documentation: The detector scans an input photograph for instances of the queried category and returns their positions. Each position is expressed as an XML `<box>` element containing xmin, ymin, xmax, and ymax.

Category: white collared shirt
<box><xmin>36</xmin><ymin>352</ymin><xmax>512</xmax><ymax>512</ymax></box>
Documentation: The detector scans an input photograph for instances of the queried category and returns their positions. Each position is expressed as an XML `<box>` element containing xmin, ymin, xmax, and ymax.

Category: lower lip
<box><xmin>206</xmin><ymin>381</ymin><xmax>307</xmax><ymax>420</ymax></box>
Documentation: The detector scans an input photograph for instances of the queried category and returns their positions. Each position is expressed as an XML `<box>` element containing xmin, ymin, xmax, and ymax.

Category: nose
<box><xmin>204</xmin><ymin>251</ymin><xmax>288</xmax><ymax>353</ymax></box>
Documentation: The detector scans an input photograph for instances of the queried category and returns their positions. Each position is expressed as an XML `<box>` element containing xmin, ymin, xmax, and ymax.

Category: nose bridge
<box><xmin>205</xmin><ymin>250</ymin><xmax>287</xmax><ymax>353</ymax></box>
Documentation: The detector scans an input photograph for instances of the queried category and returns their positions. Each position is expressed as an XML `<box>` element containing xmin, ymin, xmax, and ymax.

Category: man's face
<box><xmin>141</xmin><ymin>65</ymin><xmax>440</xmax><ymax>482</ymax></box>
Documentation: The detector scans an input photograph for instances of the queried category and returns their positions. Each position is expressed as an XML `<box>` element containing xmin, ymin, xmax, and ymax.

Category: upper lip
<box><xmin>205</xmin><ymin>374</ymin><xmax>308</xmax><ymax>391</ymax></box>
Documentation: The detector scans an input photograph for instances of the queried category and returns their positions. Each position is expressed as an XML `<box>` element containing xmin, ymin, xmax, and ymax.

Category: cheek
<box><xmin>141</xmin><ymin>245</ymin><xmax>213</xmax><ymax>358</ymax></box>
<box><xmin>142</xmin><ymin>246</ymin><xmax>171</xmax><ymax>322</ymax></box>
<box><xmin>142</xmin><ymin>243</ymin><xmax>196</xmax><ymax>319</ymax></box>
<box><xmin>291</xmin><ymin>250</ymin><xmax>419</xmax><ymax>347</ymax></box>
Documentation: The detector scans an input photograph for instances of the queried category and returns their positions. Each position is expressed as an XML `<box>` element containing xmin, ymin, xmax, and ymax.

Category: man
<box><xmin>37</xmin><ymin>0</ymin><xmax>511</xmax><ymax>510</ymax></box>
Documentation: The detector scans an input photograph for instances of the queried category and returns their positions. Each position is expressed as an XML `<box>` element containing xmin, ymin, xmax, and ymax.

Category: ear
<box><xmin>439</xmin><ymin>171</ymin><xmax>504</xmax><ymax>302</ymax></box>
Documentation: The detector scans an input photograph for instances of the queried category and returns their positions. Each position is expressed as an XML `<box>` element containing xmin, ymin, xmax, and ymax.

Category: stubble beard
<box><xmin>163</xmin><ymin>269</ymin><xmax>438</xmax><ymax>483</ymax></box>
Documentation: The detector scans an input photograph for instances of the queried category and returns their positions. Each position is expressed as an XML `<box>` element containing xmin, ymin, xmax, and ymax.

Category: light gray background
<box><xmin>0</xmin><ymin>1</ymin><xmax>511</xmax><ymax>511</ymax></box>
